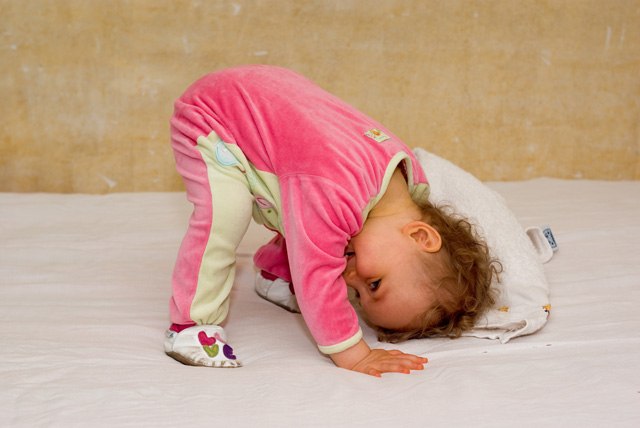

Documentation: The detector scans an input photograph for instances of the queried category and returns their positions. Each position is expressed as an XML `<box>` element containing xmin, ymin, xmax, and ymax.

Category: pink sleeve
<box><xmin>279</xmin><ymin>174</ymin><xmax>365</xmax><ymax>353</ymax></box>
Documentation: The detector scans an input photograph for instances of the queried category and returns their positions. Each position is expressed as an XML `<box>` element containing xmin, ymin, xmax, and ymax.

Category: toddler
<box><xmin>164</xmin><ymin>65</ymin><xmax>499</xmax><ymax>377</ymax></box>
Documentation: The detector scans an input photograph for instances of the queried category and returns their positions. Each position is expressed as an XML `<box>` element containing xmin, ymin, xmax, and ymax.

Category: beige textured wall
<box><xmin>1</xmin><ymin>0</ymin><xmax>638</xmax><ymax>193</ymax></box>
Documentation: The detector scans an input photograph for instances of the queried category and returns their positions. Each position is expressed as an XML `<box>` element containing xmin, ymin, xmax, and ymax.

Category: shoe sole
<box><xmin>255</xmin><ymin>292</ymin><xmax>301</xmax><ymax>314</ymax></box>
<box><xmin>165</xmin><ymin>350</ymin><xmax>242</xmax><ymax>368</ymax></box>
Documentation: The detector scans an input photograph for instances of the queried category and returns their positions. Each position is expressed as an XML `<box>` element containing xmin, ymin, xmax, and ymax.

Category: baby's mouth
<box><xmin>344</xmin><ymin>243</ymin><xmax>355</xmax><ymax>261</ymax></box>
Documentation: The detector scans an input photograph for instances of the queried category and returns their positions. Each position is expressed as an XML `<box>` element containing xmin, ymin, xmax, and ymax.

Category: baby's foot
<box><xmin>254</xmin><ymin>273</ymin><xmax>300</xmax><ymax>313</ymax></box>
<box><xmin>164</xmin><ymin>325</ymin><xmax>242</xmax><ymax>367</ymax></box>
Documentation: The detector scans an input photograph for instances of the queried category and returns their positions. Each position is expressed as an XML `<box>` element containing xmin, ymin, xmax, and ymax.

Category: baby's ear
<box><xmin>404</xmin><ymin>221</ymin><xmax>442</xmax><ymax>253</ymax></box>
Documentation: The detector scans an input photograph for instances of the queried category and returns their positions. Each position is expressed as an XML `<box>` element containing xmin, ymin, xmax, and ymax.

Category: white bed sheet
<box><xmin>1</xmin><ymin>179</ymin><xmax>639</xmax><ymax>428</ymax></box>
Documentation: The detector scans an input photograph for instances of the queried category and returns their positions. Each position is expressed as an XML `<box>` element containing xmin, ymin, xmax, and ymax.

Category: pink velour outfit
<box><xmin>169</xmin><ymin>65</ymin><xmax>430</xmax><ymax>354</ymax></box>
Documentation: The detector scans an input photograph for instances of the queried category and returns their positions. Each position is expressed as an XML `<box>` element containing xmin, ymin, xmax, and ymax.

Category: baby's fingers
<box><xmin>378</xmin><ymin>356</ymin><xmax>427</xmax><ymax>374</ymax></box>
<box><xmin>362</xmin><ymin>364</ymin><xmax>404</xmax><ymax>377</ymax></box>
<box><xmin>364</xmin><ymin>368</ymin><xmax>383</xmax><ymax>378</ymax></box>
<box><xmin>374</xmin><ymin>361</ymin><xmax>419</xmax><ymax>376</ymax></box>
<box><xmin>351</xmin><ymin>349</ymin><xmax>428</xmax><ymax>377</ymax></box>
<box><xmin>388</xmin><ymin>350</ymin><xmax>429</xmax><ymax>364</ymax></box>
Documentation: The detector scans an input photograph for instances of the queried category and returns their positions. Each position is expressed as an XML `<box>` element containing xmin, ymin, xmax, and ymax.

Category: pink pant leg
<box><xmin>169</xmin><ymin>102</ymin><xmax>253</xmax><ymax>326</ymax></box>
<box><xmin>253</xmin><ymin>233</ymin><xmax>292</xmax><ymax>283</ymax></box>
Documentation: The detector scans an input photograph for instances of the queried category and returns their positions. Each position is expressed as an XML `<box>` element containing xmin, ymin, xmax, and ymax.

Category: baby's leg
<box><xmin>253</xmin><ymin>234</ymin><xmax>299</xmax><ymax>313</ymax></box>
<box><xmin>254</xmin><ymin>233</ymin><xmax>292</xmax><ymax>283</ymax></box>
<box><xmin>167</xmin><ymin>112</ymin><xmax>253</xmax><ymax>367</ymax></box>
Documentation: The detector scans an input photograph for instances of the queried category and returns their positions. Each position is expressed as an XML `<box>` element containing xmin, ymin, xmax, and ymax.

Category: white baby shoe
<box><xmin>254</xmin><ymin>273</ymin><xmax>300</xmax><ymax>313</ymax></box>
<box><xmin>164</xmin><ymin>325</ymin><xmax>242</xmax><ymax>368</ymax></box>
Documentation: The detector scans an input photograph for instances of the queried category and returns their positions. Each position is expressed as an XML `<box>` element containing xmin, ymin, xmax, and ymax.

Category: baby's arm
<box><xmin>279</xmin><ymin>177</ymin><xmax>427</xmax><ymax>376</ymax></box>
<box><xmin>329</xmin><ymin>339</ymin><xmax>428</xmax><ymax>377</ymax></box>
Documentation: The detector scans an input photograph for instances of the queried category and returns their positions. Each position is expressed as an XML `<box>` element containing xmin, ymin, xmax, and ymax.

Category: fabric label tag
<box><xmin>542</xmin><ymin>225</ymin><xmax>558</xmax><ymax>252</ymax></box>
<box><xmin>364</xmin><ymin>128</ymin><xmax>390</xmax><ymax>143</ymax></box>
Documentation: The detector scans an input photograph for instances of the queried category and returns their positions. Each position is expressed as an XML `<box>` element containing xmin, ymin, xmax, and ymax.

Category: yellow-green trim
<box><xmin>222</xmin><ymin>142</ymin><xmax>285</xmax><ymax>236</ymax></box>
<box><xmin>361</xmin><ymin>152</ymin><xmax>430</xmax><ymax>221</ymax></box>
<box><xmin>317</xmin><ymin>328</ymin><xmax>363</xmax><ymax>354</ymax></box>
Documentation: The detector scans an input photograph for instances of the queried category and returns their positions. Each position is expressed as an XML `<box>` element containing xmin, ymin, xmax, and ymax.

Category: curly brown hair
<box><xmin>373</xmin><ymin>201</ymin><xmax>501</xmax><ymax>343</ymax></box>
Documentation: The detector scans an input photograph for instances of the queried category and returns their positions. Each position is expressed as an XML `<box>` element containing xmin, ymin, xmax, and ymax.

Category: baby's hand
<box><xmin>330</xmin><ymin>339</ymin><xmax>428</xmax><ymax>377</ymax></box>
<box><xmin>352</xmin><ymin>349</ymin><xmax>428</xmax><ymax>377</ymax></box>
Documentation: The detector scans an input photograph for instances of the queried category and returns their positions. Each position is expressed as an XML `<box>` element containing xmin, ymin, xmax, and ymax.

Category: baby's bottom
<box><xmin>169</xmin><ymin>126</ymin><xmax>253</xmax><ymax>327</ymax></box>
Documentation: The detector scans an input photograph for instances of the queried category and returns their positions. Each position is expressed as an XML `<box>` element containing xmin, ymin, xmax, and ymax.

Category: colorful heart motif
<box><xmin>223</xmin><ymin>344</ymin><xmax>237</xmax><ymax>360</ymax></box>
<box><xmin>203</xmin><ymin>344</ymin><xmax>219</xmax><ymax>358</ymax></box>
<box><xmin>198</xmin><ymin>331</ymin><xmax>217</xmax><ymax>346</ymax></box>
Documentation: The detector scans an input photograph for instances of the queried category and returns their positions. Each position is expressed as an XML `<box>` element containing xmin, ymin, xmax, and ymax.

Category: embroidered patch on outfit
<box><xmin>255</xmin><ymin>195</ymin><xmax>274</xmax><ymax>211</ymax></box>
<box><xmin>364</xmin><ymin>128</ymin><xmax>391</xmax><ymax>143</ymax></box>
<box><xmin>215</xmin><ymin>141</ymin><xmax>239</xmax><ymax>166</ymax></box>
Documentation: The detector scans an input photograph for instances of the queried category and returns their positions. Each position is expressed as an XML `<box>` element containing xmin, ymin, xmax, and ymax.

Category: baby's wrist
<box><xmin>328</xmin><ymin>339</ymin><xmax>370</xmax><ymax>370</ymax></box>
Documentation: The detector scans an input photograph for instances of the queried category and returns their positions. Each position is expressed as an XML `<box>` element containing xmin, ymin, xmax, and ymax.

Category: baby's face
<box><xmin>342</xmin><ymin>216</ymin><xmax>434</xmax><ymax>331</ymax></box>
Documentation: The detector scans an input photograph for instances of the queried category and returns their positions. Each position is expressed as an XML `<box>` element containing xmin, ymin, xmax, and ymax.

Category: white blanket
<box><xmin>414</xmin><ymin>149</ymin><xmax>550</xmax><ymax>342</ymax></box>
<box><xmin>1</xmin><ymin>179</ymin><xmax>639</xmax><ymax>427</ymax></box>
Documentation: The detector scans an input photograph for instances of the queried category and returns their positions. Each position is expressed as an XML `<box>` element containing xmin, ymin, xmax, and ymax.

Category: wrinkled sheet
<box><xmin>1</xmin><ymin>179</ymin><xmax>639</xmax><ymax>428</ymax></box>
